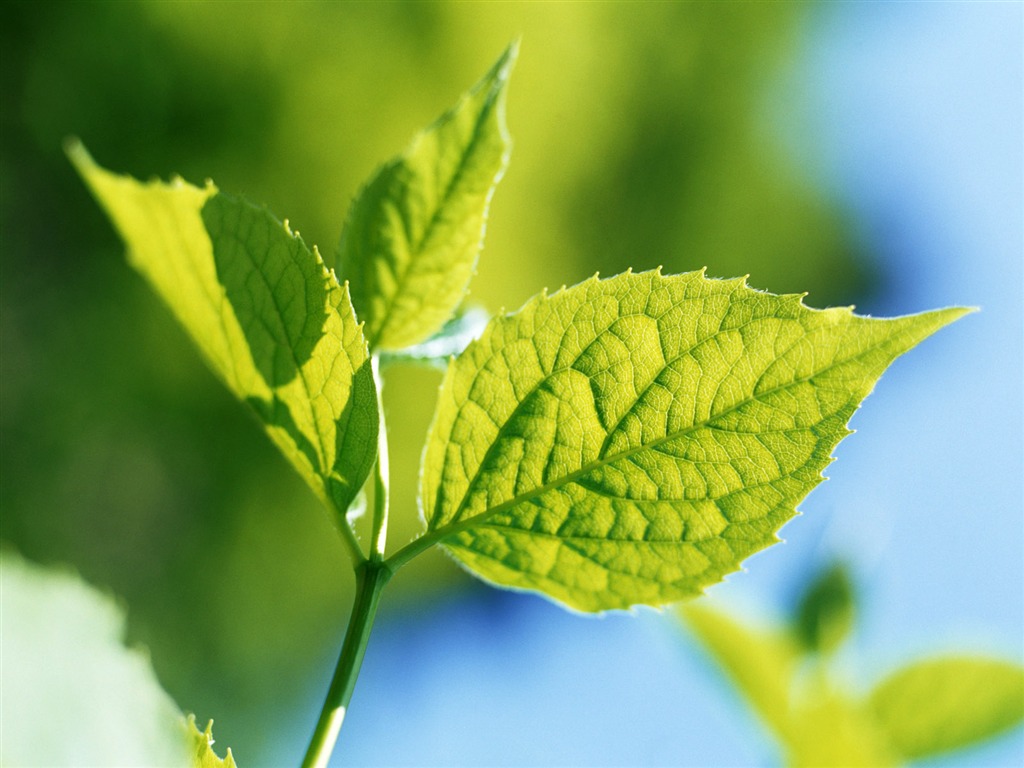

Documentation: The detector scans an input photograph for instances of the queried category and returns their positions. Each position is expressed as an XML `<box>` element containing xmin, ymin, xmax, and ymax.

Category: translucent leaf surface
<box><xmin>336</xmin><ymin>44</ymin><xmax>515</xmax><ymax>351</ymax></box>
<box><xmin>68</xmin><ymin>141</ymin><xmax>377</xmax><ymax>519</ymax></box>
<box><xmin>379</xmin><ymin>305</ymin><xmax>490</xmax><ymax>369</ymax></box>
<box><xmin>186</xmin><ymin>715</ymin><xmax>238</xmax><ymax>768</ymax></box>
<box><xmin>0</xmin><ymin>552</ymin><xmax>190</xmax><ymax>767</ymax></box>
<box><xmin>868</xmin><ymin>657</ymin><xmax>1024</xmax><ymax>760</ymax></box>
<box><xmin>420</xmin><ymin>270</ymin><xmax>968</xmax><ymax>611</ymax></box>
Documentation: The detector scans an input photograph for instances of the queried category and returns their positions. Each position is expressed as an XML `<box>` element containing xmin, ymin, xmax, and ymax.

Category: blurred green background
<box><xmin>8</xmin><ymin>2</ymin><xmax>1017</xmax><ymax>766</ymax></box>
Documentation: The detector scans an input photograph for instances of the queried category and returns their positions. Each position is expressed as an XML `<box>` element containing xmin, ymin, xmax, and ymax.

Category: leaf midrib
<box><xmin>222</xmin><ymin>217</ymin><xmax>338</xmax><ymax>486</ymax></box>
<box><xmin>433</xmin><ymin>307</ymin><xmax>790</xmax><ymax>526</ymax></box>
<box><xmin>427</xmin><ymin>318</ymin><xmax>886</xmax><ymax>545</ymax></box>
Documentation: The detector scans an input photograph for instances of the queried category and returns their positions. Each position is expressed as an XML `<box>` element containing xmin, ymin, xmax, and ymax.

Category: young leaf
<box><xmin>868</xmin><ymin>657</ymin><xmax>1024</xmax><ymax>760</ymax></box>
<box><xmin>794</xmin><ymin>562</ymin><xmax>855</xmax><ymax>655</ymax></box>
<box><xmin>336</xmin><ymin>44</ymin><xmax>515</xmax><ymax>352</ymax></box>
<box><xmin>419</xmin><ymin>270</ymin><xmax>969</xmax><ymax>612</ymax></box>
<box><xmin>67</xmin><ymin>141</ymin><xmax>378</xmax><ymax>524</ymax></box>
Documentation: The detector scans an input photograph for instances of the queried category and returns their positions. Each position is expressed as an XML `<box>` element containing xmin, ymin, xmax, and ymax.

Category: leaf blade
<box><xmin>68</xmin><ymin>141</ymin><xmax>378</xmax><ymax>524</ymax></box>
<box><xmin>421</xmin><ymin>270</ymin><xmax>969</xmax><ymax>611</ymax></box>
<box><xmin>337</xmin><ymin>43</ymin><xmax>515</xmax><ymax>351</ymax></box>
<box><xmin>868</xmin><ymin>656</ymin><xmax>1024</xmax><ymax>760</ymax></box>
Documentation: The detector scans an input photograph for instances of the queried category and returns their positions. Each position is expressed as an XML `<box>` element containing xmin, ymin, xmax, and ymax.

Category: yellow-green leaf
<box><xmin>186</xmin><ymin>715</ymin><xmax>238</xmax><ymax>768</ymax></box>
<box><xmin>68</xmin><ymin>141</ymin><xmax>377</xmax><ymax>522</ymax></box>
<box><xmin>336</xmin><ymin>44</ymin><xmax>515</xmax><ymax>351</ymax></box>
<box><xmin>868</xmin><ymin>657</ymin><xmax>1024</xmax><ymax>760</ymax></box>
<box><xmin>420</xmin><ymin>270</ymin><xmax>969</xmax><ymax>612</ymax></box>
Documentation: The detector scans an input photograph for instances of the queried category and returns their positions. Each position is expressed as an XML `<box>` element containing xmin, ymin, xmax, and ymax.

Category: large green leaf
<box><xmin>868</xmin><ymin>657</ymin><xmax>1024</xmax><ymax>760</ymax></box>
<box><xmin>420</xmin><ymin>270</ymin><xmax>968</xmax><ymax>612</ymax></box>
<box><xmin>336</xmin><ymin>44</ymin><xmax>515</xmax><ymax>352</ymax></box>
<box><xmin>68</xmin><ymin>141</ymin><xmax>377</xmax><ymax>520</ymax></box>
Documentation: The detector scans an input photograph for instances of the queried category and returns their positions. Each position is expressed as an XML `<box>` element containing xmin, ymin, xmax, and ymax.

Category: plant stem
<box><xmin>301</xmin><ymin>559</ymin><xmax>391</xmax><ymax>768</ymax></box>
<box><xmin>302</xmin><ymin>356</ymin><xmax>392</xmax><ymax>768</ymax></box>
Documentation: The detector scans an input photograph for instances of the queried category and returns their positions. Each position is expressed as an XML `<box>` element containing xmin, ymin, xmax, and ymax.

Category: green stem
<box><xmin>385</xmin><ymin>527</ymin><xmax>447</xmax><ymax>573</ymax></box>
<box><xmin>301</xmin><ymin>559</ymin><xmax>391</xmax><ymax>768</ymax></box>
<box><xmin>302</xmin><ymin>356</ymin><xmax>392</xmax><ymax>767</ymax></box>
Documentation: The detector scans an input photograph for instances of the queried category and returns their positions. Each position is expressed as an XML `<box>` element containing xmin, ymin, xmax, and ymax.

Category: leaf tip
<box><xmin>495</xmin><ymin>39</ymin><xmax>521</xmax><ymax>81</ymax></box>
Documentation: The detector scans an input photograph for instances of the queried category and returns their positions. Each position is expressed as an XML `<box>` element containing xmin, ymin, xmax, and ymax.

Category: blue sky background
<box><xmin>310</xmin><ymin>4</ymin><xmax>1023</xmax><ymax>766</ymax></box>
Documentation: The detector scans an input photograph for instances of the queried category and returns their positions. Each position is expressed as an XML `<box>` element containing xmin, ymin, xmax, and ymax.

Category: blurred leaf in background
<box><xmin>1</xmin><ymin>1</ymin><xmax>877</xmax><ymax>762</ymax></box>
<box><xmin>683</xmin><ymin>567</ymin><xmax>1024</xmax><ymax>767</ymax></box>
<box><xmin>0</xmin><ymin>552</ymin><xmax>191</xmax><ymax>767</ymax></box>
<box><xmin>794</xmin><ymin>562</ymin><xmax>856</xmax><ymax>655</ymax></box>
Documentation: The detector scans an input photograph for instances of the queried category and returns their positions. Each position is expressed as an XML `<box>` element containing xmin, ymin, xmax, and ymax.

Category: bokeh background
<box><xmin>2</xmin><ymin>2</ymin><xmax>1020</xmax><ymax>766</ymax></box>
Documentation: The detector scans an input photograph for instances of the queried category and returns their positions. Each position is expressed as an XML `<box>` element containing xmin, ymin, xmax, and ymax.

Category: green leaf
<box><xmin>0</xmin><ymin>551</ymin><xmax>191</xmax><ymax>767</ymax></box>
<box><xmin>794</xmin><ymin>562</ymin><xmax>855</xmax><ymax>654</ymax></box>
<box><xmin>67</xmin><ymin>141</ymin><xmax>378</xmax><ymax>523</ymax></box>
<box><xmin>186</xmin><ymin>715</ymin><xmax>238</xmax><ymax>768</ymax></box>
<box><xmin>868</xmin><ymin>656</ymin><xmax>1024</xmax><ymax>760</ymax></box>
<box><xmin>420</xmin><ymin>270</ymin><xmax>969</xmax><ymax>612</ymax></box>
<box><xmin>336</xmin><ymin>43</ymin><xmax>515</xmax><ymax>352</ymax></box>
